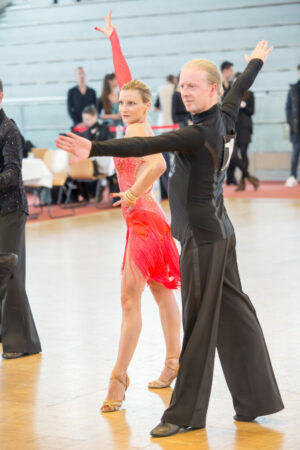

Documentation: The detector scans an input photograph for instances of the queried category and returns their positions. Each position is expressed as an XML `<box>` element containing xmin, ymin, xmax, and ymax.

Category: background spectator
<box><xmin>285</xmin><ymin>64</ymin><xmax>300</xmax><ymax>187</ymax></box>
<box><xmin>154</xmin><ymin>74</ymin><xmax>176</xmax><ymax>199</ymax></box>
<box><xmin>155</xmin><ymin>74</ymin><xmax>176</xmax><ymax>127</ymax></box>
<box><xmin>67</xmin><ymin>67</ymin><xmax>96</xmax><ymax>127</ymax></box>
<box><xmin>220</xmin><ymin>61</ymin><xmax>234</xmax><ymax>99</ymax></box>
<box><xmin>82</xmin><ymin>105</ymin><xmax>119</xmax><ymax>202</ymax></box>
<box><xmin>172</xmin><ymin>76</ymin><xmax>191</xmax><ymax>128</ymax></box>
<box><xmin>226</xmin><ymin>72</ymin><xmax>259</xmax><ymax>191</ymax></box>
<box><xmin>97</xmin><ymin>73</ymin><xmax>121</xmax><ymax>128</ymax></box>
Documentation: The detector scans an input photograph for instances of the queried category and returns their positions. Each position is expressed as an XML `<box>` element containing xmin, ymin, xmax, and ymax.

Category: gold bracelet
<box><xmin>125</xmin><ymin>188</ymin><xmax>138</xmax><ymax>204</ymax></box>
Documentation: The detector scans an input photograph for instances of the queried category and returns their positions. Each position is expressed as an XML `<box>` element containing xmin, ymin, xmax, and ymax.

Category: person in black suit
<box><xmin>0</xmin><ymin>80</ymin><xmax>41</xmax><ymax>359</ymax></box>
<box><xmin>226</xmin><ymin>72</ymin><xmax>259</xmax><ymax>191</ymax></box>
<box><xmin>67</xmin><ymin>67</ymin><xmax>97</xmax><ymax>127</ymax></box>
<box><xmin>56</xmin><ymin>41</ymin><xmax>283</xmax><ymax>437</ymax></box>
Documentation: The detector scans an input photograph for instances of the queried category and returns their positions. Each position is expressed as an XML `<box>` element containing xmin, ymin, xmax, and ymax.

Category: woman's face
<box><xmin>119</xmin><ymin>89</ymin><xmax>151</xmax><ymax>125</ymax></box>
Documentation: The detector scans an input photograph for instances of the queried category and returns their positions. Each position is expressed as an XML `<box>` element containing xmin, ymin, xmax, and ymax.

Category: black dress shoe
<box><xmin>150</xmin><ymin>421</ymin><xmax>181</xmax><ymax>437</ymax></box>
<box><xmin>234</xmin><ymin>414</ymin><xmax>257</xmax><ymax>422</ymax></box>
<box><xmin>2</xmin><ymin>352</ymin><xmax>28</xmax><ymax>359</ymax></box>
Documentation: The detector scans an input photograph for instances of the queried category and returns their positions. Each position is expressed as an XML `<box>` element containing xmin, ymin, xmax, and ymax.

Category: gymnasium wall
<box><xmin>0</xmin><ymin>0</ymin><xmax>299</xmax><ymax>153</ymax></box>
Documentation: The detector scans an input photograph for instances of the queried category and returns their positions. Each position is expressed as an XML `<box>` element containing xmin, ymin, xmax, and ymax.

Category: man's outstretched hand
<box><xmin>55</xmin><ymin>132</ymin><xmax>92</xmax><ymax>162</ymax></box>
<box><xmin>245</xmin><ymin>40</ymin><xmax>274</xmax><ymax>64</ymax></box>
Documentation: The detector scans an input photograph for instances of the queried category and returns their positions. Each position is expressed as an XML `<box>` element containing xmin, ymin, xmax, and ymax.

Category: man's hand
<box><xmin>94</xmin><ymin>10</ymin><xmax>115</xmax><ymax>38</ymax></box>
<box><xmin>244</xmin><ymin>40</ymin><xmax>274</xmax><ymax>64</ymax></box>
<box><xmin>55</xmin><ymin>132</ymin><xmax>92</xmax><ymax>163</ymax></box>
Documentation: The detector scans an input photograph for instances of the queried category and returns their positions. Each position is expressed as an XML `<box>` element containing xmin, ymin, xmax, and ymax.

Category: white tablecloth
<box><xmin>22</xmin><ymin>158</ymin><xmax>53</xmax><ymax>188</ymax></box>
<box><xmin>90</xmin><ymin>156</ymin><xmax>115</xmax><ymax>176</ymax></box>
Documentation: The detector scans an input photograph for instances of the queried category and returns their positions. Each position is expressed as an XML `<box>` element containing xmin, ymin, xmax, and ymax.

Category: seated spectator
<box><xmin>81</xmin><ymin>105</ymin><xmax>119</xmax><ymax>202</ymax></box>
<box><xmin>82</xmin><ymin>105</ymin><xmax>113</xmax><ymax>142</ymax></box>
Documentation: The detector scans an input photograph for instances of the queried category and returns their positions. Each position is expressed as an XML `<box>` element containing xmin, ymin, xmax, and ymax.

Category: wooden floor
<box><xmin>1</xmin><ymin>198</ymin><xmax>300</xmax><ymax>450</ymax></box>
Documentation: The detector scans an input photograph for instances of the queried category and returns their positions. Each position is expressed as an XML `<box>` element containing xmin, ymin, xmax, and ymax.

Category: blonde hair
<box><xmin>121</xmin><ymin>79</ymin><xmax>152</xmax><ymax>103</ymax></box>
<box><xmin>182</xmin><ymin>59</ymin><xmax>224</xmax><ymax>98</ymax></box>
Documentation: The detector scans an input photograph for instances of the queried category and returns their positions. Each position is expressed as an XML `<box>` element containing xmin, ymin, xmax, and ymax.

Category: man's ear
<box><xmin>0</xmin><ymin>91</ymin><xmax>3</xmax><ymax>104</ymax></box>
<box><xmin>210</xmin><ymin>83</ymin><xmax>217</xmax><ymax>98</ymax></box>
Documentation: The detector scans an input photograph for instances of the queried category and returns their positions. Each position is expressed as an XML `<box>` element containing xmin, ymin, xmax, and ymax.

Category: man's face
<box><xmin>0</xmin><ymin>91</ymin><xmax>3</xmax><ymax>107</ymax></box>
<box><xmin>180</xmin><ymin>67</ymin><xmax>217</xmax><ymax>114</ymax></box>
<box><xmin>82</xmin><ymin>113</ymin><xmax>98</xmax><ymax>128</ymax></box>
<box><xmin>76</xmin><ymin>68</ymin><xmax>86</xmax><ymax>85</ymax></box>
<box><xmin>222</xmin><ymin>66</ymin><xmax>234</xmax><ymax>82</ymax></box>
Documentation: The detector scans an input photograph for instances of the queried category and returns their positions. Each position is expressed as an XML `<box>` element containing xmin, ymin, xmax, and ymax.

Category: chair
<box><xmin>32</xmin><ymin>148</ymin><xmax>48</xmax><ymax>160</ymax></box>
<box><xmin>66</xmin><ymin>158</ymin><xmax>107</xmax><ymax>209</ymax></box>
<box><xmin>43</xmin><ymin>150</ymin><xmax>75</xmax><ymax>218</ymax></box>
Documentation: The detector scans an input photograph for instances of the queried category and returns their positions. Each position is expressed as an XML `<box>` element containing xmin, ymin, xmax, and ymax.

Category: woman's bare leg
<box><xmin>149</xmin><ymin>281</ymin><xmax>181</xmax><ymax>380</ymax></box>
<box><xmin>102</xmin><ymin>251</ymin><xmax>146</xmax><ymax>408</ymax></box>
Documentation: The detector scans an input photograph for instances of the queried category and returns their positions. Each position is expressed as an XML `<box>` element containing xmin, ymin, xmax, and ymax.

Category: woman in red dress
<box><xmin>95</xmin><ymin>12</ymin><xmax>181</xmax><ymax>412</ymax></box>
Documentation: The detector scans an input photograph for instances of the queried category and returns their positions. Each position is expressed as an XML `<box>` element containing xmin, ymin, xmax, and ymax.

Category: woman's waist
<box><xmin>122</xmin><ymin>196</ymin><xmax>167</xmax><ymax>219</ymax></box>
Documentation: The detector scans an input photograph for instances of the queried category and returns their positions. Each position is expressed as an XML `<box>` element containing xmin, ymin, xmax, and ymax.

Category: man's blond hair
<box><xmin>182</xmin><ymin>59</ymin><xmax>224</xmax><ymax>98</ymax></box>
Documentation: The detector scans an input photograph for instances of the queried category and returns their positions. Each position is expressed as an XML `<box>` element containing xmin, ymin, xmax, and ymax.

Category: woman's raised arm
<box><xmin>95</xmin><ymin>10</ymin><xmax>132</xmax><ymax>89</ymax></box>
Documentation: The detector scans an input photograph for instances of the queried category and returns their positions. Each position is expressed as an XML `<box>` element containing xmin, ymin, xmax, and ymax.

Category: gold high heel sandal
<box><xmin>101</xmin><ymin>372</ymin><xmax>130</xmax><ymax>413</ymax></box>
<box><xmin>148</xmin><ymin>357</ymin><xmax>179</xmax><ymax>389</ymax></box>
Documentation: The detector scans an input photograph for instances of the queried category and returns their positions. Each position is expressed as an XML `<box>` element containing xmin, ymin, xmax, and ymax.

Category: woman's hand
<box><xmin>244</xmin><ymin>40</ymin><xmax>274</xmax><ymax>64</ymax></box>
<box><xmin>95</xmin><ymin>10</ymin><xmax>116</xmax><ymax>38</ymax></box>
<box><xmin>55</xmin><ymin>132</ymin><xmax>92</xmax><ymax>163</ymax></box>
<box><xmin>110</xmin><ymin>192</ymin><xmax>135</xmax><ymax>208</ymax></box>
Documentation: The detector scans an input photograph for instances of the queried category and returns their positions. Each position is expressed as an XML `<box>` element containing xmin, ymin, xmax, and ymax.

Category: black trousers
<box><xmin>227</xmin><ymin>143</ymin><xmax>249</xmax><ymax>182</ymax></box>
<box><xmin>0</xmin><ymin>211</ymin><xmax>41</xmax><ymax>354</ymax></box>
<box><xmin>159</xmin><ymin>153</ymin><xmax>171</xmax><ymax>199</ymax></box>
<box><xmin>162</xmin><ymin>230</ymin><xmax>284</xmax><ymax>428</ymax></box>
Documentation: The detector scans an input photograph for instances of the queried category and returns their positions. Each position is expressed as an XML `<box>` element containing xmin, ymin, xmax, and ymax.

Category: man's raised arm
<box><xmin>222</xmin><ymin>40</ymin><xmax>273</xmax><ymax>125</ymax></box>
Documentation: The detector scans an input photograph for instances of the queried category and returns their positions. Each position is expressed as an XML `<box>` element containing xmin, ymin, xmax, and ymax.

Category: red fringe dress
<box><xmin>109</xmin><ymin>29</ymin><xmax>180</xmax><ymax>289</ymax></box>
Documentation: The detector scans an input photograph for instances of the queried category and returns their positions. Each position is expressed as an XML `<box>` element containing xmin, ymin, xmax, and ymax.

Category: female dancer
<box><xmin>95</xmin><ymin>12</ymin><xmax>181</xmax><ymax>412</ymax></box>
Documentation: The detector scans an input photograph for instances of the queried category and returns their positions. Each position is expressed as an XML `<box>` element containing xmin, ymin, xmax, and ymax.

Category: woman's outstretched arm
<box><xmin>95</xmin><ymin>10</ymin><xmax>132</xmax><ymax>89</ymax></box>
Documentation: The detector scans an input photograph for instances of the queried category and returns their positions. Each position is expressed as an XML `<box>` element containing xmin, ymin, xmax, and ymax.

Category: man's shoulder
<box><xmin>68</xmin><ymin>86</ymin><xmax>78</xmax><ymax>94</ymax></box>
<box><xmin>289</xmin><ymin>81</ymin><xmax>300</xmax><ymax>91</ymax></box>
<box><xmin>1</xmin><ymin>115</ymin><xmax>20</xmax><ymax>135</ymax></box>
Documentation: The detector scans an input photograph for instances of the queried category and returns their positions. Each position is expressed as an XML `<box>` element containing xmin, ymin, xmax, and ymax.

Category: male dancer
<box><xmin>56</xmin><ymin>40</ymin><xmax>284</xmax><ymax>437</ymax></box>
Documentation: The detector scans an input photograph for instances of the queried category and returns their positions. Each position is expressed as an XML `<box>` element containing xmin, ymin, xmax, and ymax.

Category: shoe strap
<box><xmin>165</xmin><ymin>356</ymin><xmax>179</xmax><ymax>371</ymax></box>
<box><xmin>110</xmin><ymin>372</ymin><xmax>129</xmax><ymax>389</ymax></box>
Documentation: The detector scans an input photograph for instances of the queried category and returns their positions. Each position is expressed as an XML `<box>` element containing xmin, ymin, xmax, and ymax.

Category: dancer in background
<box><xmin>94</xmin><ymin>12</ymin><xmax>181</xmax><ymax>412</ymax></box>
<box><xmin>0</xmin><ymin>80</ymin><xmax>41</xmax><ymax>359</ymax></box>
<box><xmin>56</xmin><ymin>39</ymin><xmax>284</xmax><ymax>436</ymax></box>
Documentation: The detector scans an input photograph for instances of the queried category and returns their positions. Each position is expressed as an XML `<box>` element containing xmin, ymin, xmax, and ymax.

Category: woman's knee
<box><xmin>121</xmin><ymin>286</ymin><xmax>141</xmax><ymax>313</ymax></box>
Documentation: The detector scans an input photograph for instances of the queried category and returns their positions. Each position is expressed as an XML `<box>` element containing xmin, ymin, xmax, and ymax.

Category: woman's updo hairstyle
<box><xmin>121</xmin><ymin>79</ymin><xmax>152</xmax><ymax>103</ymax></box>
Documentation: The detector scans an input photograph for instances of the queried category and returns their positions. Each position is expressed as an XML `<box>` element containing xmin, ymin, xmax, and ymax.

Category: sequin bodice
<box><xmin>0</xmin><ymin>109</ymin><xmax>28</xmax><ymax>216</ymax></box>
<box><xmin>114</xmin><ymin>156</ymin><xmax>167</xmax><ymax>221</ymax></box>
